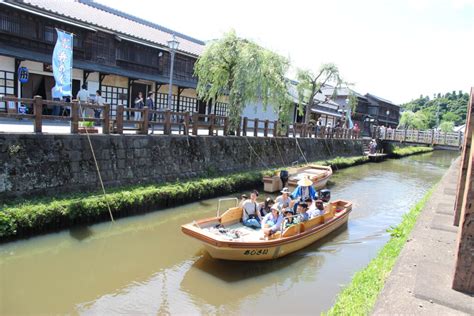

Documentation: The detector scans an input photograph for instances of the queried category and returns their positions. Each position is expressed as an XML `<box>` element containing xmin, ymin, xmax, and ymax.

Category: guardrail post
<box><xmin>103</xmin><ymin>104</ymin><xmax>110</xmax><ymax>134</ymax></box>
<box><xmin>71</xmin><ymin>101</ymin><xmax>79</xmax><ymax>134</ymax></box>
<box><xmin>192</xmin><ymin>112</ymin><xmax>198</xmax><ymax>135</ymax></box>
<box><xmin>33</xmin><ymin>95</ymin><xmax>42</xmax><ymax>133</ymax></box>
<box><xmin>444</xmin><ymin>131</ymin><xmax>448</xmax><ymax>144</ymax></box>
<box><xmin>403</xmin><ymin>129</ymin><xmax>407</xmax><ymax>142</ymax></box>
<box><xmin>209</xmin><ymin>114</ymin><xmax>215</xmax><ymax>136</ymax></box>
<box><xmin>253</xmin><ymin>118</ymin><xmax>259</xmax><ymax>137</ymax></box>
<box><xmin>116</xmin><ymin>105</ymin><xmax>124</xmax><ymax>134</ymax></box>
<box><xmin>264</xmin><ymin>120</ymin><xmax>269</xmax><ymax>137</ymax></box>
<box><xmin>236</xmin><ymin>117</ymin><xmax>241</xmax><ymax>136</ymax></box>
<box><xmin>223</xmin><ymin>116</ymin><xmax>229</xmax><ymax>136</ymax></box>
<box><xmin>243</xmin><ymin>117</ymin><xmax>248</xmax><ymax>136</ymax></box>
<box><xmin>273</xmin><ymin>120</ymin><xmax>278</xmax><ymax>137</ymax></box>
<box><xmin>184</xmin><ymin>112</ymin><xmax>189</xmax><ymax>135</ymax></box>
<box><xmin>141</xmin><ymin>107</ymin><xmax>149</xmax><ymax>135</ymax></box>
<box><xmin>164</xmin><ymin>110</ymin><xmax>171</xmax><ymax>135</ymax></box>
<box><xmin>291</xmin><ymin>124</ymin><xmax>296</xmax><ymax>137</ymax></box>
<box><xmin>430</xmin><ymin>129</ymin><xmax>435</xmax><ymax>145</ymax></box>
<box><xmin>458</xmin><ymin>131</ymin><xmax>463</xmax><ymax>147</ymax></box>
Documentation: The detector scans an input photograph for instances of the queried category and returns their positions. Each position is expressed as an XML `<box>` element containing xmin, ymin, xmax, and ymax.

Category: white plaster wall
<box><xmin>0</xmin><ymin>56</ymin><xmax>15</xmax><ymax>71</ymax></box>
<box><xmin>242</xmin><ymin>100</ymin><xmax>279</xmax><ymax>121</ymax></box>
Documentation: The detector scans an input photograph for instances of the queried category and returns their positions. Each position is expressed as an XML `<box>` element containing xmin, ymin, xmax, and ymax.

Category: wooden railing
<box><xmin>0</xmin><ymin>95</ymin><xmax>111</xmax><ymax>134</ymax></box>
<box><xmin>375</xmin><ymin>126</ymin><xmax>463</xmax><ymax>147</ymax></box>
<box><xmin>0</xmin><ymin>95</ymin><xmax>360</xmax><ymax>139</ymax></box>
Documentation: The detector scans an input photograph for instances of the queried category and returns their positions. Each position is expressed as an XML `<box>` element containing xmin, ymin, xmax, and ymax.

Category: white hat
<box><xmin>280</xmin><ymin>187</ymin><xmax>290</xmax><ymax>194</ymax></box>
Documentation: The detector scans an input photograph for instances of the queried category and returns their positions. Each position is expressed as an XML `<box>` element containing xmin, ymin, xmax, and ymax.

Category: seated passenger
<box><xmin>294</xmin><ymin>203</ymin><xmax>309</xmax><ymax>223</ymax></box>
<box><xmin>259</xmin><ymin>197</ymin><xmax>274</xmax><ymax>217</ymax></box>
<box><xmin>283</xmin><ymin>209</ymin><xmax>295</xmax><ymax>229</ymax></box>
<box><xmin>262</xmin><ymin>205</ymin><xmax>284</xmax><ymax>237</ymax></box>
<box><xmin>242</xmin><ymin>190</ymin><xmax>262</xmax><ymax>229</ymax></box>
<box><xmin>275</xmin><ymin>187</ymin><xmax>292</xmax><ymax>208</ymax></box>
<box><xmin>239</xmin><ymin>194</ymin><xmax>248</xmax><ymax>207</ymax></box>
<box><xmin>308</xmin><ymin>199</ymin><xmax>325</xmax><ymax>218</ymax></box>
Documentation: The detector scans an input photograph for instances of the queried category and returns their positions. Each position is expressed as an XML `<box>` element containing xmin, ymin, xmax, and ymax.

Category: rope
<box><xmin>323</xmin><ymin>137</ymin><xmax>338</xmax><ymax>171</ymax></box>
<box><xmin>295</xmin><ymin>137</ymin><xmax>308</xmax><ymax>164</ymax></box>
<box><xmin>273</xmin><ymin>137</ymin><xmax>286</xmax><ymax>166</ymax></box>
<box><xmin>78</xmin><ymin>103</ymin><xmax>115</xmax><ymax>222</ymax></box>
<box><xmin>245</xmin><ymin>137</ymin><xmax>269</xmax><ymax>169</ymax></box>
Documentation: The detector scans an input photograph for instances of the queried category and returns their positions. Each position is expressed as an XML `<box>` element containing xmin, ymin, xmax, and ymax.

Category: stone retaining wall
<box><xmin>0</xmin><ymin>134</ymin><xmax>365</xmax><ymax>200</ymax></box>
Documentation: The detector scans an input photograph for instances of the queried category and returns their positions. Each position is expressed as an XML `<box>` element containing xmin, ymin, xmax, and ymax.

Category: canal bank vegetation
<box><xmin>0</xmin><ymin>155</ymin><xmax>368</xmax><ymax>240</ymax></box>
<box><xmin>324</xmin><ymin>187</ymin><xmax>434</xmax><ymax>315</ymax></box>
<box><xmin>390</xmin><ymin>145</ymin><xmax>433</xmax><ymax>158</ymax></box>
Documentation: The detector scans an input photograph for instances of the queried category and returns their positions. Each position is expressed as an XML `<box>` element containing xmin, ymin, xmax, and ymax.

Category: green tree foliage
<box><xmin>348</xmin><ymin>92</ymin><xmax>358</xmax><ymax>116</ymax></box>
<box><xmin>398</xmin><ymin>111</ymin><xmax>429</xmax><ymax>130</ymax></box>
<box><xmin>439</xmin><ymin>121</ymin><xmax>455</xmax><ymax>132</ymax></box>
<box><xmin>194</xmin><ymin>30</ymin><xmax>291</xmax><ymax>130</ymax></box>
<box><xmin>296</xmin><ymin>63</ymin><xmax>344</xmax><ymax>123</ymax></box>
<box><xmin>442</xmin><ymin>112</ymin><xmax>460</xmax><ymax>123</ymax></box>
<box><xmin>401</xmin><ymin>91</ymin><xmax>468</xmax><ymax>128</ymax></box>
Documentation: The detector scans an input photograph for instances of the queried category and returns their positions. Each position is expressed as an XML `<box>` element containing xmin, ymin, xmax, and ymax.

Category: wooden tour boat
<box><xmin>181</xmin><ymin>198</ymin><xmax>352</xmax><ymax>261</ymax></box>
<box><xmin>263</xmin><ymin>164</ymin><xmax>333</xmax><ymax>193</ymax></box>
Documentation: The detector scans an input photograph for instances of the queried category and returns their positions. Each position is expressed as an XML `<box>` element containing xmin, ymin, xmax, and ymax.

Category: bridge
<box><xmin>375</xmin><ymin>127</ymin><xmax>463</xmax><ymax>150</ymax></box>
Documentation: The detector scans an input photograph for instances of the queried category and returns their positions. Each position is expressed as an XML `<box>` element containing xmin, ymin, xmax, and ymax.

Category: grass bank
<box><xmin>0</xmin><ymin>155</ymin><xmax>368</xmax><ymax>240</ymax></box>
<box><xmin>323</xmin><ymin>187</ymin><xmax>434</xmax><ymax>315</ymax></box>
<box><xmin>390</xmin><ymin>145</ymin><xmax>433</xmax><ymax>158</ymax></box>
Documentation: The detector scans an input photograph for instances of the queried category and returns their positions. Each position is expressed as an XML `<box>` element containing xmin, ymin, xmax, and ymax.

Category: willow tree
<box><xmin>296</xmin><ymin>63</ymin><xmax>344</xmax><ymax>124</ymax></box>
<box><xmin>194</xmin><ymin>31</ymin><xmax>291</xmax><ymax>131</ymax></box>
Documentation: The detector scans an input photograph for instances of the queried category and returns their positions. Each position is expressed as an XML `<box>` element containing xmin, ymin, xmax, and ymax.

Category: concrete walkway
<box><xmin>372</xmin><ymin>157</ymin><xmax>474</xmax><ymax>315</ymax></box>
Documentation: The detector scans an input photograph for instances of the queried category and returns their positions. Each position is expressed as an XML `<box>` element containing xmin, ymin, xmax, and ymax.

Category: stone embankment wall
<box><xmin>0</xmin><ymin>134</ymin><xmax>365</xmax><ymax>200</ymax></box>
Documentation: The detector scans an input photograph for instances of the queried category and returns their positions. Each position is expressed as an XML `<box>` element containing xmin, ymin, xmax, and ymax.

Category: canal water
<box><xmin>0</xmin><ymin>151</ymin><xmax>458</xmax><ymax>315</ymax></box>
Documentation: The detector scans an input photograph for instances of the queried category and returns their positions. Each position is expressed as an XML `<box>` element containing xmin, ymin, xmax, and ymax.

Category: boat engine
<box><xmin>319</xmin><ymin>189</ymin><xmax>331</xmax><ymax>202</ymax></box>
<box><xmin>280</xmin><ymin>170</ymin><xmax>289</xmax><ymax>188</ymax></box>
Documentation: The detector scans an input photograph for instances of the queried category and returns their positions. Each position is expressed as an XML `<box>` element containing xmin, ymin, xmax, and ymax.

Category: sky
<box><xmin>96</xmin><ymin>0</ymin><xmax>474</xmax><ymax>104</ymax></box>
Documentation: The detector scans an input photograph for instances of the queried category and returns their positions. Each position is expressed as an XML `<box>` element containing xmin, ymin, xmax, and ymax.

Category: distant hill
<box><xmin>400</xmin><ymin>90</ymin><xmax>468</xmax><ymax>129</ymax></box>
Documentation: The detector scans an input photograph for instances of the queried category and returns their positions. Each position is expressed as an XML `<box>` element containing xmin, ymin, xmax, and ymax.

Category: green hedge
<box><xmin>390</xmin><ymin>146</ymin><xmax>433</xmax><ymax>158</ymax></box>
<box><xmin>0</xmin><ymin>155</ymin><xmax>368</xmax><ymax>240</ymax></box>
<box><xmin>323</xmin><ymin>187</ymin><xmax>434</xmax><ymax>315</ymax></box>
<box><xmin>0</xmin><ymin>172</ymin><xmax>261</xmax><ymax>239</ymax></box>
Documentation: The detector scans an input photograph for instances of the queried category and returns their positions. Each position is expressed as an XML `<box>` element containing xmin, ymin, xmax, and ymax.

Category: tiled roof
<box><xmin>14</xmin><ymin>0</ymin><xmax>205</xmax><ymax>56</ymax></box>
<box><xmin>321</xmin><ymin>86</ymin><xmax>366</xmax><ymax>99</ymax></box>
<box><xmin>366</xmin><ymin>93</ymin><xmax>398</xmax><ymax>106</ymax></box>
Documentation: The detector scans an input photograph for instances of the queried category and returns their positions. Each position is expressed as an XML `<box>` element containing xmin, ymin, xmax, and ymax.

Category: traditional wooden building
<box><xmin>0</xmin><ymin>0</ymin><xmax>229</xmax><ymax>117</ymax></box>
<box><xmin>365</xmin><ymin>93</ymin><xmax>400</xmax><ymax>128</ymax></box>
<box><xmin>323</xmin><ymin>87</ymin><xmax>400</xmax><ymax>134</ymax></box>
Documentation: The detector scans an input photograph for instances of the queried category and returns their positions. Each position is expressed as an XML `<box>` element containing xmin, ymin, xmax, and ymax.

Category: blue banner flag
<box><xmin>52</xmin><ymin>29</ymin><xmax>73</xmax><ymax>97</ymax></box>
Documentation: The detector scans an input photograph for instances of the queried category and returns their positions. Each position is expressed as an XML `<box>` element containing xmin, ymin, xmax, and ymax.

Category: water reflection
<box><xmin>69</xmin><ymin>225</ymin><xmax>94</xmax><ymax>241</ymax></box>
